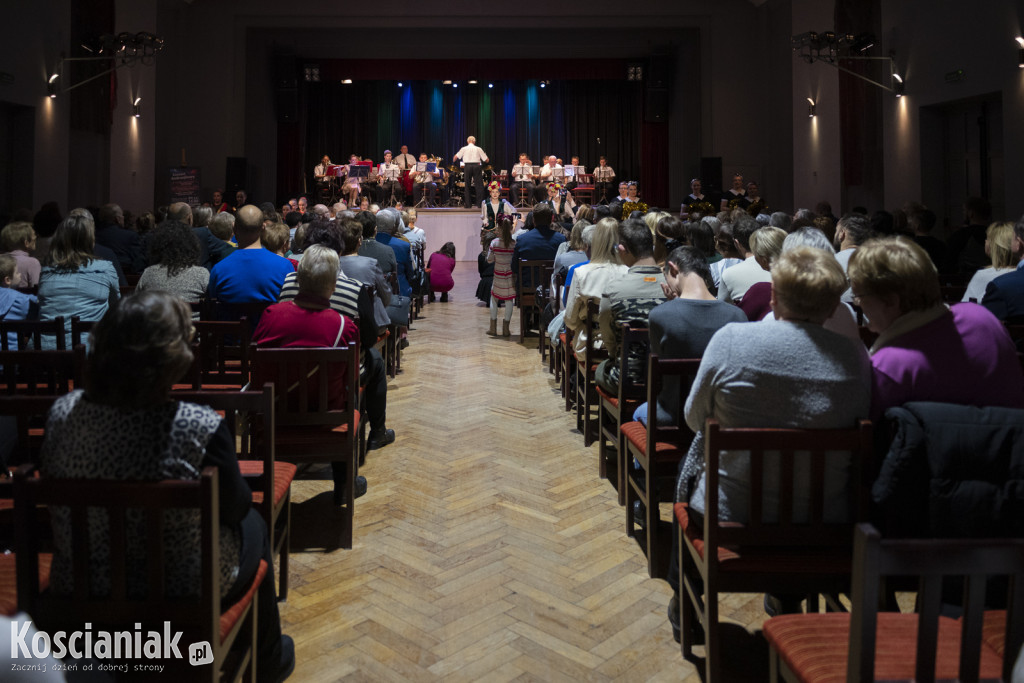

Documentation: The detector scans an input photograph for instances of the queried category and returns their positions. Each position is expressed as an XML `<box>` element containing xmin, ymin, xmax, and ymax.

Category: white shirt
<box><xmin>717</xmin><ymin>255</ymin><xmax>770</xmax><ymax>303</ymax></box>
<box><xmin>456</xmin><ymin>143</ymin><xmax>488</xmax><ymax>164</ymax></box>
<box><xmin>378</xmin><ymin>162</ymin><xmax>400</xmax><ymax>181</ymax></box>
<box><xmin>395</xmin><ymin>153</ymin><xmax>416</xmax><ymax>170</ymax></box>
<box><xmin>512</xmin><ymin>163</ymin><xmax>534</xmax><ymax>182</ymax></box>
<box><xmin>314</xmin><ymin>163</ymin><xmax>328</xmax><ymax>178</ymax></box>
<box><xmin>592</xmin><ymin>165</ymin><xmax>615</xmax><ymax>181</ymax></box>
<box><xmin>539</xmin><ymin>163</ymin><xmax>562</xmax><ymax>184</ymax></box>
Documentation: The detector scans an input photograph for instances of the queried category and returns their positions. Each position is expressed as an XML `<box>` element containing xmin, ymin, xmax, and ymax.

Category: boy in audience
<box><xmin>0</xmin><ymin>254</ymin><xmax>38</xmax><ymax>349</ymax></box>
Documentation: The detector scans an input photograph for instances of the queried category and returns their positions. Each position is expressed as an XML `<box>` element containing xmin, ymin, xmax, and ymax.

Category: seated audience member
<box><xmin>964</xmin><ymin>221</ymin><xmax>1019</xmax><ymax>303</ymax></box>
<box><xmin>207</xmin><ymin>205</ymin><xmax>295</xmax><ymax>304</ymax></box>
<box><xmin>909</xmin><ymin>206</ymin><xmax>946</xmax><ymax>269</ymax></box>
<box><xmin>136</xmin><ymin>220</ymin><xmax>209</xmax><ymax>308</ymax></box>
<box><xmin>277</xmin><ymin>225</ymin><xmax>396</xmax><ymax>454</ymax></box>
<box><xmin>357</xmin><ymin>211</ymin><xmax>397</xmax><ymax>278</ymax></box>
<box><xmin>208</xmin><ymin>211</ymin><xmax>238</xmax><ymax>251</ymax></box>
<box><xmin>736</xmin><ymin>226</ymin><xmax>786</xmax><ymax>320</ymax></box>
<box><xmin>847</xmin><ymin>236</ymin><xmax>1024</xmax><ymax>418</ymax></box>
<box><xmin>945</xmin><ymin>196</ymin><xmax>992</xmax><ymax>276</ymax></box>
<box><xmin>980</xmin><ymin>214</ymin><xmax>1024</xmax><ymax>320</ymax></box>
<box><xmin>552</xmin><ymin>220</ymin><xmax>590</xmax><ymax>302</ymax></box>
<box><xmin>512</xmin><ymin>204</ymin><xmax>566</xmax><ymax>287</ymax></box>
<box><xmin>253</xmin><ymin>245</ymin><xmax>366</xmax><ymax>503</ymax></box>
<box><xmin>681</xmin><ymin>246</ymin><xmax>871</xmax><ymax>525</ymax></box>
<box><xmin>38</xmin><ymin>214</ymin><xmax>120</xmax><ymax>349</ymax></box>
<box><xmin>633</xmin><ymin>246</ymin><xmax>746</xmax><ymax>426</ymax></box>
<box><xmin>1</xmin><ymin>221</ymin><xmax>41</xmax><ymax>288</ymax></box>
<box><xmin>334</xmin><ymin>219</ymin><xmax>397</xmax><ymax>330</ymax></box>
<box><xmin>761</xmin><ymin>227</ymin><xmax>859</xmax><ymax>340</ymax></box>
<box><xmin>717</xmin><ymin>213</ymin><xmax>769</xmax><ymax>303</ymax></box>
<box><xmin>564</xmin><ymin>218</ymin><xmax>626</xmax><ymax>354</ymax></box>
<box><xmin>0</xmin><ymin>254</ymin><xmax>38</xmax><ymax>349</ymax></box>
<box><xmin>262</xmin><ymin>222</ymin><xmax>298</xmax><ymax>269</ymax></box>
<box><xmin>595</xmin><ymin>218</ymin><xmax>668</xmax><ymax>395</ymax></box>
<box><xmin>427</xmin><ymin>242</ymin><xmax>457</xmax><ymax>303</ymax></box>
<box><xmin>94</xmin><ymin>203</ymin><xmax>146</xmax><ymax>274</ymax></box>
<box><xmin>32</xmin><ymin>201</ymin><xmax>62</xmax><ymax>266</ymax></box>
<box><xmin>42</xmin><ymin>290</ymin><xmax>294</xmax><ymax>681</ymax></box>
<box><xmin>708</xmin><ymin>216</ymin><xmax>745</xmax><ymax>295</ymax></box>
<box><xmin>68</xmin><ymin>208</ymin><xmax>128</xmax><ymax>288</ymax></box>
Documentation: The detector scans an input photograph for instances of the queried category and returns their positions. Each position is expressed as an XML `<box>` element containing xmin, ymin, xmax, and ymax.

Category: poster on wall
<box><xmin>169</xmin><ymin>167</ymin><xmax>201</xmax><ymax>206</ymax></box>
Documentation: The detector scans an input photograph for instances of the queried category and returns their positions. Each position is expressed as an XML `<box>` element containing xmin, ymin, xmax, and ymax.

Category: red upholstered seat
<box><xmin>981</xmin><ymin>610</ymin><xmax>1006</xmax><ymax>657</ymax></box>
<box><xmin>762</xmin><ymin>612</ymin><xmax>1004</xmax><ymax>682</ymax></box>
<box><xmin>275</xmin><ymin>409</ymin><xmax>360</xmax><ymax>446</ymax></box>
<box><xmin>594</xmin><ymin>386</ymin><xmax>618</xmax><ymax>407</ymax></box>
<box><xmin>621</xmin><ymin>421</ymin><xmax>682</xmax><ymax>457</ymax></box>
<box><xmin>218</xmin><ymin>559</ymin><xmax>267</xmax><ymax>642</ymax></box>
<box><xmin>239</xmin><ymin>461</ymin><xmax>298</xmax><ymax>507</ymax></box>
<box><xmin>0</xmin><ymin>553</ymin><xmax>52</xmax><ymax>616</ymax></box>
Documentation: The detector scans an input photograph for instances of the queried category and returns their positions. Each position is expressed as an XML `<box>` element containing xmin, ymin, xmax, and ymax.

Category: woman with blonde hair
<box><xmin>564</xmin><ymin>217</ymin><xmax>627</xmax><ymax>354</ymax></box>
<box><xmin>847</xmin><ymin>236</ymin><xmax>1024</xmax><ymax>418</ymax></box>
<box><xmin>736</xmin><ymin>226</ymin><xmax>787</xmax><ymax>320</ymax></box>
<box><xmin>962</xmin><ymin>221</ymin><xmax>1019</xmax><ymax>302</ymax></box>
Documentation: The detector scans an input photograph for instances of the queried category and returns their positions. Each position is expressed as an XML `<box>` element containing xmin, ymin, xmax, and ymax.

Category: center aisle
<box><xmin>279</xmin><ymin>272</ymin><xmax>711</xmax><ymax>682</ymax></box>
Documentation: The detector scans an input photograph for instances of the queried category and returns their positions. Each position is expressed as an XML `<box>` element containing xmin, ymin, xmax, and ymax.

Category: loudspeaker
<box><xmin>700</xmin><ymin>157</ymin><xmax>723</xmax><ymax>194</ymax></box>
<box><xmin>644</xmin><ymin>89</ymin><xmax>669</xmax><ymax>123</ymax></box>
<box><xmin>225</xmin><ymin>157</ymin><xmax>248</xmax><ymax>194</ymax></box>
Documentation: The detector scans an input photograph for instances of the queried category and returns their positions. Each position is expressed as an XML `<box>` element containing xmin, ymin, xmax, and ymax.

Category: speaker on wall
<box><xmin>225</xmin><ymin>157</ymin><xmax>248</xmax><ymax>194</ymax></box>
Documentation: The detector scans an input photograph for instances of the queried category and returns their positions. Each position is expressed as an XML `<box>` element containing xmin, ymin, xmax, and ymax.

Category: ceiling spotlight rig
<box><xmin>792</xmin><ymin>30</ymin><xmax>903</xmax><ymax>95</ymax></box>
<box><xmin>50</xmin><ymin>31</ymin><xmax>165</xmax><ymax>97</ymax></box>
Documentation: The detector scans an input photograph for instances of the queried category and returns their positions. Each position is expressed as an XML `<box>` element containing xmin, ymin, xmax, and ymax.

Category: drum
<box><xmin>401</xmin><ymin>169</ymin><xmax>414</xmax><ymax>195</ymax></box>
<box><xmin>452</xmin><ymin>171</ymin><xmax>466</xmax><ymax>188</ymax></box>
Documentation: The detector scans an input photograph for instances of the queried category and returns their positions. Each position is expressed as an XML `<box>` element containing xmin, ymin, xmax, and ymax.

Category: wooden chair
<box><xmin>622</xmin><ymin>355</ymin><xmax>701</xmax><ymax>576</ymax></box>
<box><xmin>0</xmin><ymin>395</ymin><xmax>61</xmax><ymax>466</ymax></box>
<box><xmin>572</xmin><ymin>173</ymin><xmax>595</xmax><ymax>204</ymax></box>
<box><xmin>15</xmin><ymin>466</ymin><xmax>262</xmax><ymax>682</ymax></box>
<box><xmin>69</xmin><ymin>316</ymin><xmax>95</xmax><ymax>348</ymax></box>
<box><xmin>190</xmin><ymin>318</ymin><xmax>254</xmax><ymax>390</ymax></box>
<box><xmin>764</xmin><ymin>523</ymin><xmax>1024</xmax><ymax>683</ymax></box>
<box><xmin>561</xmin><ymin>327</ymin><xmax>575</xmax><ymax>410</ymax></box>
<box><xmin>596</xmin><ymin>324</ymin><xmax>649</xmax><ymax>506</ymax></box>
<box><xmin>573</xmin><ymin>299</ymin><xmax>607</xmax><ymax>446</ymax></box>
<box><xmin>204</xmin><ymin>298</ymin><xmax>273</xmax><ymax>328</ymax></box>
<box><xmin>383</xmin><ymin>272</ymin><xmax>401</xmax><ymax>378</ymax></box>
<box><xmin>0</xmin><ymin>316</ymin><xmax>65</xmax><ymax>351</ymax></box>
<box><xmin>516</xmin><ymin>259</ymin><xmax>554</xmax><ymax>343</ymax></box>
<box><xmin>173</xmin><ymin>384</ymin><xmax>294</xmax><ymax>601</ymax></box>
<box><xmin>0</xmin><ymin>347</ymin><xmax>83</xmax><ymax>395</ymax></box>
<box><xmin>252</xmin><ymin>344</ymin><xmax>362</xmax><ymax>548</ymax></box>
<box><xmin>548</xmin><ymin>269</ymin><xmax>568</xmax><ymax>377</ymax></box>
<box><xmin>676</xmin><ymin>418</ymin><xmax>875</xmax><ymax>679</ymax></box>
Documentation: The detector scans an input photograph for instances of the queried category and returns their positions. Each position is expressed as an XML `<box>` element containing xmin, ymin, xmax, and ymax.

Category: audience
<box><xmin>136</xmin><ymin>220</ymin><xmax>209</xmax><ymax>307</ymax></box>
<box><xmin>1</xmin><ymin>222</ymin><xmax>41</xmax><ymax>289</ymax></box>
<box><xmin>0</xmin><ymin>253</ymin><xmax>38</xmax><ymax>349</ymax></box>
<box><xmin>716</xmin><ymin>213</ymin><xmax>769</xmax><ymax>303</ymax></box>
<box><xmin>564</xmin><ymin>217</ymin><xmax>626</xmax><ymax>354</ymax></box>
<box><xmin>962</xmin><ymin>220</ymin><xmax>1019</xmax><ymax>303</ymax></box>
<box><xmin>42</xmin><ymin>290</ymin><xmax>294</xmax><ymax>681</ymax></box>
<box><xmin>735</xmin><ymin>226</ymin><xmax>786</xmax><ymax>321</ymax></box>
<box><xmin>833</xmin><ymin>212</ymin><xmax>873</xmax><ymax>304</ymax></box>
<box><xmin>207</xmin><ymin>205</ymin><xmax>294</xmax><ymax>304</ymax></box>
<box><xmin>38</xmin><ymin>213</ymin><xmax>120</xmax><ymax>349</ymax></box>
<box><xmin>846</xmin><ymin>236</ymin><xmax>1024</xmax><ymax>418</ymax></box>
<box><xmin>94</xmin><ymin>203</ymin><xmax>146</xmax><ymax>274</ymax></box>
<box><xmin>980</xmin><ymin>214</ymin><xmax>1024</xmax><ymax>320</ymax></box>
<box><xmin>946</xmin><ymin>196</ymin><xmax>992</xmax><ymax>276</ymax></box>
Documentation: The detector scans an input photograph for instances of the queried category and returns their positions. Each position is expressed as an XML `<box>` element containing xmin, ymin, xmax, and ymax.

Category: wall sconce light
<box><xmin>133</xmin><ymin>96</ymin><xmax>141</xmax><ymax>117</ymax></box>
<box><xmin>47</xmin><ymin>73</ymin><xmax>59</xmax><ymax>98</ymax></box>
<box><xmin>806</xmin><ymin>97</ymin><xmax>816</xmax><ymax>117</ymax></box>
<box><xmin>892</xmin><ymin>73</ymin><xmax>904</xmax><ymax>97</ymax></box>
<box><xmin>1016</xmin><ymin>37</ymin><xmax>1024</xmax><ymax>68</ymax></box>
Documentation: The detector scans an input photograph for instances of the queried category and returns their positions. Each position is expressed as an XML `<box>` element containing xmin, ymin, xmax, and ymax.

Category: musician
<box><xmin>395</xmin><ymin>145</ymin><xmax>416</xmax><ymax>170</ymax></box>
<box><xmin>720</xmin><ymin>173</ymin><xmax>746</xmax><ymax>211</ymax></box>
<box><xmin>593</xmin><ymin>157</ymin><xmax>616</xmax><ymax>204</ymax></box>
<box><xmin>376</xmin><ymin>150</ymin><xmax>404</xmax><ymax>206</ymax></box>
<box><xmin>454</xmin><ymin>135</ymin><xmax>489</xmax><ymax>208</ymax></box>
<box><xmin>341</xmin><ymin>155</ymin><xmax>363</xmax><ymax>206</ymax></box>
<box><xmin>413</xmin><ymin>153</ymin><xmax>439</xmax><ymax>207</ymax></box>
<box><xmin>510</xmin><ymin>153</ymin><xmax>536</xmax><ymax>205</ymax></box>
<box><xmin>538</xmin><ymin>155</ymin><xmax>563</xmax><ymax>187</ymax></box>
<box><xmin>539</xmin><ymin>182</ymin><xmax>577</xmax><ymax>225</ymax></box>
<box><xmin>314</xmin><ymin>155</ymin><xmax>331</xmax><ymax>182</ymax></box>
<box><xmin>564</xmin><ymin>156</ymin><xmax>582</xmax><ymax>192</ymax></box>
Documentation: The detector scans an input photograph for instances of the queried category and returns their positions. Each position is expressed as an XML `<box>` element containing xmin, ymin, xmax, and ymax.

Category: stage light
<box><xmin>133</xmin><ymin>96</ymin><xmax>141</xmax><ymax>117</ymax></box>
<box><xmin>806</xmin><ymin>97</ymin><xmax>815</xmax><ymax>117</ymax></box>
<box><xmin>453</xmin><ymin>83</ymin><xmax>458</xmax><ymax>88</ymax></box>
<box><xmin>1016</xmin><ymin>37</ymin><xmax>1024</xmax><ymax>68</ymax></box>
<box><xmin>47</xmin><ymin>73</ymin><xmax>58</xmax><ymax>98</ymax></box>
<box><xmin>892</xmin><ymin>73</ymin><xmax>904</xmax><ymax>97</ymax></box>
<box><xmin>488</xmin><ymin>82</ymin><xmax>493</xmax><ymax>89</ymax></box>
<box><xmin>442</xmin><ymin>80</ymin><xmax>452</xmax><ymax>85</ymax></box>
<box><xmin>539</xmin><ymin>82</ymin><xmax>545</xmax><ymax>88</ymax></box>
<box><xmin>342</xmin><ymin>79</ymin><xmax>352</xmax><ymax>84</ymax></box>
<box><xmin>468</xmin><ymin>79</ymin><xmax>477</xmax><ymax>84</ymax></box>
<box><xmin>397</xmin><ymin>81</ymin><xmax>403</xmax><ymax>87</ymax></box>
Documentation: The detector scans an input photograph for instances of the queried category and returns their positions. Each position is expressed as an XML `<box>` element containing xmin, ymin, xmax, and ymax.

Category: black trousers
<box><xmin>414</xmin><ymin>182</ymin><xmax>437</xmax><ymax>205</ymax></box>
<box><xmin>464</xmin><ymin>163</ymin><xmax>483</xmax><ymax>208</ymax></box>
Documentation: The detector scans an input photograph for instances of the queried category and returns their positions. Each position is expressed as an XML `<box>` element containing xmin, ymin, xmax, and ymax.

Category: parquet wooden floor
<box><xmin>279</xmin><ymin>272</ymin><xmax>769</xmax><ymax>682</ymax></box>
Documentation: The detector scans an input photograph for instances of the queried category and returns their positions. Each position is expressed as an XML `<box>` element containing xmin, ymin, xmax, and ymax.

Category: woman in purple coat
<box><xmin>427</xmin><ymin>242</ymin><xmax>456</xmax><ymax>303</ymax></box>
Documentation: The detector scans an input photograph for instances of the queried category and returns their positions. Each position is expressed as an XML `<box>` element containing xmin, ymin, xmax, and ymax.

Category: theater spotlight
<box><xmin>397</xmin><ymin>81</ymin><xmax>403</xmax><ymax>87</ymax></box>
<box><xmin>892</xmin><ymin>73</ymin><xmax>904</xmax><ymax>97</ymax></box>
<box><xmin>806</xmin><ymin>97</ymin><xmax>815</xmax><ymax>117</ymax></box>
<box><xmin>488</xmin><ymin>82</ymin><xmax>493</xmax><ymax>89</ymax></box>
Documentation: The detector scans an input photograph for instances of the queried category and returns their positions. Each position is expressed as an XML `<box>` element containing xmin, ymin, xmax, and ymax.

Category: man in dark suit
<box><xmin>167</xmin><ymin>202</ymin><xmax>233</xmax><ymax>270</ymax></box>
<box><xmin>94</xmin><ymin>203</ymin><xmax>146</xmax><ymax>274</ymax></box>
<box><xmin>512</xmin><ymin>203</ymin><xmax>565</xmax><ymax>287</ymax></box>
<box><xmin>981</xmin><ymin>213</ymin><xmax>1024</xmax><ymax>323</ymax></box>
<box><xmin>355</xmin><ymin>211</ymin><xmax>397</xmax><ymax>279</ymax></box>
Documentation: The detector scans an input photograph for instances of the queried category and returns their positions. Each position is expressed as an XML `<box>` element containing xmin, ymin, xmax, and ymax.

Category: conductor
<box><xmin>454</xmin><ymin>135</ymin><xmax>489</xmax><ymax>209</ymax></box>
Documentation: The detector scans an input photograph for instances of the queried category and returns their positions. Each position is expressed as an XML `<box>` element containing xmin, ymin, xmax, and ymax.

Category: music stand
<box><xmin>594</xmin><ymin>167</ymin><xmax>613</xmax><ymax>203</ymax></box>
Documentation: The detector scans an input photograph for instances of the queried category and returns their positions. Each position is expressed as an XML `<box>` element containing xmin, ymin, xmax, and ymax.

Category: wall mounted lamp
<box><xmin>892</xmin><ymin>73</ymin><xmax>904</xmax><ymax>97</ymax></box>
<box><xmin>47</xmin><ymin>73</ymin><xmax>59</xmax><ymax>97</ymax></box>
<box><xmin>133</xmin><ymin>96</ymin><xmax>141</xmax><ymax>117</ymax></box>
<box><xmin>1016</xmin><ymin>37</ymin><xmax>1024</xmax><ymax>68</ymax></box>
<box><xmin>807</xmin><ymin>97</ymin><xmax>816</xmax><ymax>117</ymax></box>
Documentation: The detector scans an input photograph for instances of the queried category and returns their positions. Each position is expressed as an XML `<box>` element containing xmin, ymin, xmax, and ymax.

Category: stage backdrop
<box><xmin>277</xmin><ymin>59</ymin><xmax>669</xmax><ymax>208</ymax></box>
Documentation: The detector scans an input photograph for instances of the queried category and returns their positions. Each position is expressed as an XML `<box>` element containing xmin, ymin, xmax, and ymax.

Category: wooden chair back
<box><xmin>203</xmin><ymin>298</ymin><xmax>272</xmax><ymax>328</ymax></box>
<box><xmin>190</xmin><ymin>318</ymin><xmax>253</xmax><ymax>389</ymax></box>
<box><xmin>0</xmin><ymin>347</ymin><xmax>83</xmax><ymax>395</ymax></box>
<box><xmin>0</xmin><ymin>395</ymin><xmax>60</xmax><ymax>466</ymax></box>
<box><xmin>69</xmin><ymin>317</ymin><xmax>95</xmax><ymax>348</ymax></box>
<box><xmin>0</xmin><ymin>317</ymin><xmax>65</xmax><ymax>351</ymax></box>
<box><xmin>644</xmin><ymin>355</ymin><xmax>702</xmax><ymax>454</ymax></box>
<box><xmin>516</xmin><ymin>259</ymin><xmax>554</xmax><ymax>343</ymax></box>
<box><xmin>14</xmin><ymin>466</ymin><xmax>257</xmax><ymax>681</ymax></box>
<box><xmin>847</xmin><ymin>524</ymin><xmax>1024</xmax><ymax>683</ymax></box>
<box><xmin>574</xmin><ymin>298</ymin><xmax>608</xmax><ymax>445</ymax></box>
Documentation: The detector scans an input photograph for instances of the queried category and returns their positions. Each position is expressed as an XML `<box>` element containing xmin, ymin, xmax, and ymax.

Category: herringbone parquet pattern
<box><xmin>279</xmin><ymin>273</ymin><xmax>768</xmax><ymax>682</ymax></box>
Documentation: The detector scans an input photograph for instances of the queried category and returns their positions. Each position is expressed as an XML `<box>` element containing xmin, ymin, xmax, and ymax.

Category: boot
<box><xmin>502</xmin><ymin>320</ymin><xmax>511</xmax><ymax>337</ymax></box>
<box><xmin>488</xmin><ymin>319</ymin><xmax>497</xmax><ymax>336</ymax></box>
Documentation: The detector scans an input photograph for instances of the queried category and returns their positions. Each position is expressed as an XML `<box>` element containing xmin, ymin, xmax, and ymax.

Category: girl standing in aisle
<box><xmin>486</xmin><ymin>216</ymin><xmax>516</xmax><ymax>337</ymax></box>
